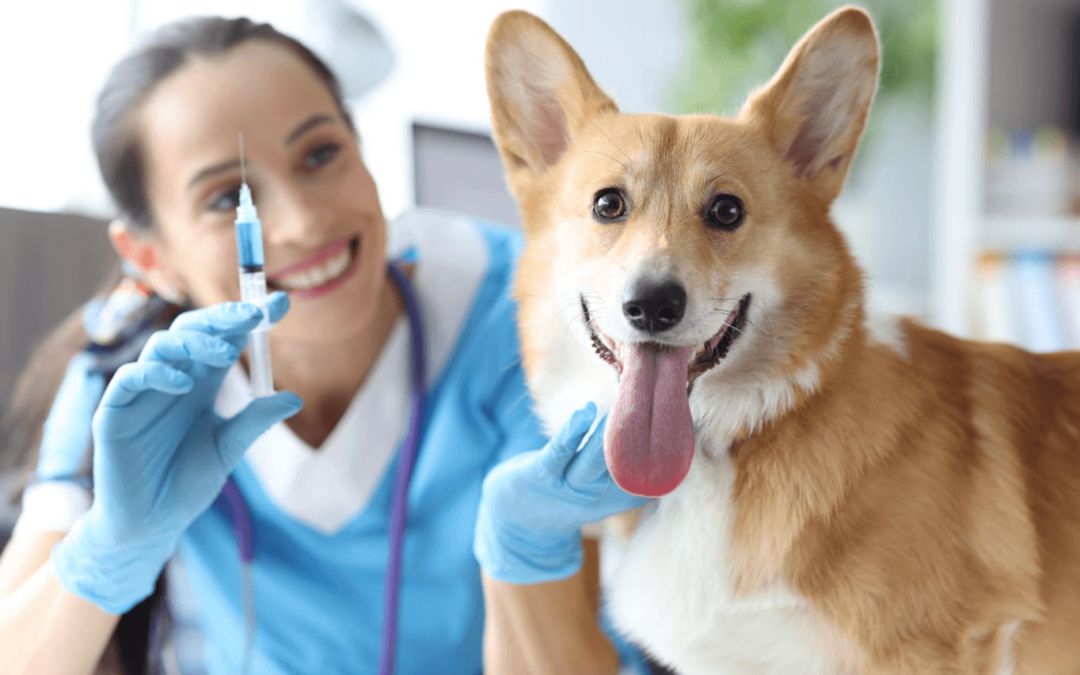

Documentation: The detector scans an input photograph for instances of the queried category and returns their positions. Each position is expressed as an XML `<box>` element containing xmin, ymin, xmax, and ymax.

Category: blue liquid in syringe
<box><xmin>235</xmin><ymin>183</ymin><xmax>264</xmax><ymax>272</ymax></box>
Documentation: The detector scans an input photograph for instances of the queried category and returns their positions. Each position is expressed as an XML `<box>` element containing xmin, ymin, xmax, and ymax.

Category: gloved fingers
<box><xmin>215</xmin><ymin>391</ymin><xmax>303</xmax><ymax>469</ymax></box>
<box><xmin>102</xmin><ymin>361</ymin><xmax>194</xmax><ymax>408</ymax></box>
<box><xmin>139</xmin><ymin>330</ymin><xmax>240</xmax><ymax>369</ymax></box>
<box><xmin>535</xmin><ymin>402</ymin><xmax>598</xmax><ymax>478</ymax></box>
<box><xmin>169</xmin><ymin>302</ymin><xmax>264</xmax><ymax>337</ymax></box>
<box><xmin>264</xmin><ymin>291</ymin><xmax>290</xmax><ymax>324</ymax></box>
<box><xmin>565</xmin><ymin>415</ymin><xmax>611</xmax><ymax>485</ymax></box>
<box><xmin>166</xmin><ymin>292</ymin><xmax>288</xmax><ymax>334</ymax></box>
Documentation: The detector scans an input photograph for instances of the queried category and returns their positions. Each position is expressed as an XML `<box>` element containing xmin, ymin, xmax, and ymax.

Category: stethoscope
<box><xmin>219</xmin><ymin>262</ymin><xmax>427</xmax><ymax>675</ymax></box>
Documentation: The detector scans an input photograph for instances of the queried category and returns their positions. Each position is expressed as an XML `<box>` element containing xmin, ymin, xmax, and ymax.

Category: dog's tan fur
<box><xmin>485</xmin><ymin>7</ymin><xmax>1080</xmax><ymax>674</ymax></box>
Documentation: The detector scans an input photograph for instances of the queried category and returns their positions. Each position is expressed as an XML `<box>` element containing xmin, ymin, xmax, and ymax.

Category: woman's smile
<box><xmin>268</xmin><ymin>235</ymin><xmax>361</xmax><ymax>299</ymax></box>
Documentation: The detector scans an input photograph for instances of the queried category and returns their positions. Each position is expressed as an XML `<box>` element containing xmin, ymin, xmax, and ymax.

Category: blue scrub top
<box><xmin>178</xmin><ymin>216</ymin><xmax>549</xmax><ymax>675</ymax></box>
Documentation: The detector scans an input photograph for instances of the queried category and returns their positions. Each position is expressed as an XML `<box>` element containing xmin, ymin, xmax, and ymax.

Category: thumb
<box><xmin>535</xmin><ymin>402</ymin><xmax>597</xmax><ymax>478</ymax></box>
<box><xmin>565</xmin><ymin>415</ymin><xmax>610</xmax><ymax>486</ymax></box>
<box><xmin>216</xmin><ymin>392</ymin><xmax>303</xmax><ymax>467</ymax></box>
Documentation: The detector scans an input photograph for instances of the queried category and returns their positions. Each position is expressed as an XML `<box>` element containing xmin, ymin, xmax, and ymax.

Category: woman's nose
<box><xmin>261</xmin><ymin>185</ymin><xmax>330</xmax><ymax>246</ymax></box>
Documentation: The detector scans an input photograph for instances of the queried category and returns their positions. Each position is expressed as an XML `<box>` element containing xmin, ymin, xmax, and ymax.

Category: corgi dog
<box><xmin>484</xmin><ymin>6</ymin><xmax>1080</xmax><ymax>675</ymax></box>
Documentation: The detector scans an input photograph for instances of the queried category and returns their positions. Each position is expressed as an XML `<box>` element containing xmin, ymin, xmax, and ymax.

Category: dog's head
<box><xmin>486</xmin><ymin>7</ymin><xmax>879</xmax><ymax>496</ymax></box>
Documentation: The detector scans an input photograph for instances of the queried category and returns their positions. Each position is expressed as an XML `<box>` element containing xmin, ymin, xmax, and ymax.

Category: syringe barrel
<box><xmin>235</xmin><ymin>217</ymin><xmax>265</xmax><ymax>269</ymax></box>
<box><xmin>239</xmin><ymin>269</ymin><xmax>270</xmax><ymax>331</ymax></box>
<box><xmin>239</xmin><ymin>268</ymin><xmax>274</xmax><ymax>397</ymax></box>
<box><xmin>247</xmin><ymin>330</ymin><xmax>275</xmax><ymax>398</ymax></box>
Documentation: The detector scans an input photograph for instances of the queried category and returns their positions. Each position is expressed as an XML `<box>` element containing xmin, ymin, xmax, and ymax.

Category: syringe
<box><xmin>235</xmin><ymin>134</ymin><xmax>274</xmax><ymax>398</ymax></box>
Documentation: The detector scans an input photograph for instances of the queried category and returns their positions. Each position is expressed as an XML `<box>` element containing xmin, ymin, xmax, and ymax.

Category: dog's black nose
<box><xmin>623</xmin><ymin>279</ymin><xmax>687</xmax><ymax>333</ymax></box>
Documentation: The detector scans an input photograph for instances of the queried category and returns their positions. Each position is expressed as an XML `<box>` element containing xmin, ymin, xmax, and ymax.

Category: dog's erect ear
<box><xmin>741</xmin><ymin>6</ymin><xmax>880</xmax><ymax>204</ymax></box>
<box><xmin>485</xmin><ymin>11</ymin><xmax>617</xmax><ymax>186</ymax></box>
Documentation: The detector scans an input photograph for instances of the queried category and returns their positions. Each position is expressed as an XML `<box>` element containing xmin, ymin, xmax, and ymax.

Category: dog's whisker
<box><xmin>580</xmin><ymin>150</ymin><xmax>629</xmax><ymax>172</ymax></box>
<box><xmin>588</xmin><ymin>117</ymin><xmax>633</xmax><ymax>167</ymax></box>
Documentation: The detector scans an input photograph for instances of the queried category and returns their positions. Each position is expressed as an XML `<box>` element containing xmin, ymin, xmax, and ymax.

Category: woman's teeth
<box><xmin>276</xmin><ymin>245</ymin><xmax>355</xmax><ymax>291</ymax></box>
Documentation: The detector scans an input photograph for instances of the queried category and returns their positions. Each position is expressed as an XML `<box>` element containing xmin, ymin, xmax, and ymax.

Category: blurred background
<box><xmin>2</xmin><ymin>0</ymin><xmax>1080</xmax><ymax>527</ymax></box>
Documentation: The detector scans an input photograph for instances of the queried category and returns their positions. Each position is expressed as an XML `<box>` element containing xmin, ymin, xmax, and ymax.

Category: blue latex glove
<box><xmin>474</xmin><ymin>402</ymin><xmax>649</xmax><ymax>584</ymax></box>
<box><xmin>51</xmin><ymin>295</ymin><xmax>302</xmax><ymax>614</ymax></box>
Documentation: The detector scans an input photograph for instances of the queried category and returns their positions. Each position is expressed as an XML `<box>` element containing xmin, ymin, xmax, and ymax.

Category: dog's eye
<box><xmin>706</xmin><ymin>195</ymin><xmax>745</xmax><ymax>230</ymax></box>
<box><xmin>593</xmin><ymin>189</ymin><xmax>627</xmax><ymax>221</ymax></box>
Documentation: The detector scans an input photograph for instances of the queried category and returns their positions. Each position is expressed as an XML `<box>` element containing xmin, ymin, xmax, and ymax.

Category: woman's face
<box><xmin>135</xmin><ymin>40</ymin><xmax>386</xmax><ymax>344</ymax></box>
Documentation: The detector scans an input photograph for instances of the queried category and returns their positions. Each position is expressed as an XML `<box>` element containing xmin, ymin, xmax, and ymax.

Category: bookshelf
<box><xmin>982</xmin><ymin>216</ymin><xmax>1080</xmax><ymax>252</ymax></box>
<box><xmin>932</xmin><ymin>0</ymin><xmax>1080</xmax><ymax>345</ymax></box>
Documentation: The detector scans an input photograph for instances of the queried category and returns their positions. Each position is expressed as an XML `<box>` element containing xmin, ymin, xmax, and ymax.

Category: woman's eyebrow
<box><xmin>186</xmin><ymin>114</ymin><xmax>338</xmax><ymax>191</ymax></box>
<box><xmin>285</xmin><ymin>113</ymin><xmax>335</xmax><ymax>145</ymax></box>
<box><xmin>187</xmin><ymin>158</ymin><xmax>241</xmax><ymax>191</ymax></box>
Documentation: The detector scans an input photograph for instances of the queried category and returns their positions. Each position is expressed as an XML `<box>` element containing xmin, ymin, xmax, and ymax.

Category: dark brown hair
<box><xmin>1</xmin><ymin>17</ymin><xmax>354</xmax><ymax>675</ymax></box>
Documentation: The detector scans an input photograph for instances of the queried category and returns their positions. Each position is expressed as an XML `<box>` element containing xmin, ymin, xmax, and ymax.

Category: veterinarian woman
<box><xmin>0</xmin><ymin>16</ymin><xmax>644</xmax><ymax>675</ymax></box>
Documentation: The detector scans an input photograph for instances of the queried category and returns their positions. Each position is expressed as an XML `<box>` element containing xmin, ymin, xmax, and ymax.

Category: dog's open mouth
<box><xmin>581</xmin><ymin>293</ymin><xmax>751</xmax><ymax>390</ymax></box>
<box><xmin>580</xmin><ymin>293</ymin><xmax>751</xmax><ymax>498</ymax></box>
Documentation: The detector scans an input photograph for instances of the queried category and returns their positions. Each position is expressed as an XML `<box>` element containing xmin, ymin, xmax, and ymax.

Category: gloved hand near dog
<box><xmin>474</xmin><ymin>402</ymin><xmax>649</xmax><ymax>584</ymax></box>
<box><xmin>51</xmin><ymin>295</ymin><xmax>301</xmax><ymax>615</ymax></box>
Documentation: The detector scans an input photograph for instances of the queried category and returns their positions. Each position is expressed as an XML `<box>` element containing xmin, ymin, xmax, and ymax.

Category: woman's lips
<box><xmin>271</xmin><ymin>236</ymin><xmax>352</xmax><ymax>278</ymax></box>
<box><xmin>268</xmin><ymin>236</ymin><xmax>361</xmax><ymax>298</ymax></box>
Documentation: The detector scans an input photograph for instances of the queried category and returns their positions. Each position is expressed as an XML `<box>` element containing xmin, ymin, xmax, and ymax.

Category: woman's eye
<box><xmin>208</xmin><ymin>187</ymin><xmax>241</xmax><ymax>212</ymax></box>
<box><xmin>592</xmin><ymin>189</ymin><xmax>627</xmax><ymax>221</ymax></box>
<box><xmin>305</xmin><ymin>143</ymin><xmax>341</xmax><ymax>169</ymax></box>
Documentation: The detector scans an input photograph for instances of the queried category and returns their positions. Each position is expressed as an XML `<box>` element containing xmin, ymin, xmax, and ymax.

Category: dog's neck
<box><xmin>703</xmin><ymin>282</ymin><xmax>922</xmax><ymax>595</ymax></box>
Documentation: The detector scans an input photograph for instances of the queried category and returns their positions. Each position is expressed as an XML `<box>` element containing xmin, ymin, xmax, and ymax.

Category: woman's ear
<box><xmin>108</xmin><ymin>220</ymin><xmax>188</xmax><ymax>305</ymax></box>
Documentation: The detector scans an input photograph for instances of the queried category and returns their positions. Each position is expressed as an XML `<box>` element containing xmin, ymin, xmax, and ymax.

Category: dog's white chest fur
<box><xmin>602</xmin><ymin>438</ymin><xmax>840</xmax><ymax>675</ymax></box>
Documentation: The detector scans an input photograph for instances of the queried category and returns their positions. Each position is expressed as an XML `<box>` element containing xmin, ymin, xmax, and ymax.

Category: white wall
<box><xmin>0</xmin><ymin>0</ymin><xmax>134</xmax><ymax>215</ymax></box>
<box><xmin>543</xmin><ymin>0</ymin><xmax>685</xmax><ymax>115</ymax></box>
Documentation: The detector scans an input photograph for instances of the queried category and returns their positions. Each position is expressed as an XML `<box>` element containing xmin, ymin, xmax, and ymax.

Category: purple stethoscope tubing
<box><xmin>221</xmin><ymin>262</ymin><xmax>426</xmax><ymax>675</ymax></box>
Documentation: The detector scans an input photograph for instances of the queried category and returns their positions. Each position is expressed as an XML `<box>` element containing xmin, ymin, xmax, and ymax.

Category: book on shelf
<box><xmin>972</xmin><ymin>251</ymin><xmax>1080</xmax><ymax>352</ymax></box>
<box><xmin>974</xmin><ymin>253</ymin><xmax>1019</xmax><ymax>345</ymax></box>
<box><xmin>1057</xmin><ymin>255</ymin><xmax>1080</xmax><ymax>347</ymax></box>
<box><xmin>1013</xmin><ymin>251</ymin><xmax>1066</xmax><ymax>352</ymax></box>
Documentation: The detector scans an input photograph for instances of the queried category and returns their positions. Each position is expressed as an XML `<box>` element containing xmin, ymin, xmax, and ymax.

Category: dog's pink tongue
<box><xmin>604</xmin><ymin>343</ymin><xmax>696</xmax><ymax>497</ymax></box>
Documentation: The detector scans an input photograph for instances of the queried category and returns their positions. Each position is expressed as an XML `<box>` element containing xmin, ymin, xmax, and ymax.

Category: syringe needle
<box><xmin>239</xmin><ymin>132</ymin><xmax>246</xmax><ymax>184</ymax></box>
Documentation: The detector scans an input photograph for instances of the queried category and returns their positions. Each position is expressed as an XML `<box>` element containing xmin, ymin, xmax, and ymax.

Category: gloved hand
<box><xmin>474</xmin><ymin>402</ymin><xmax>649</xmax><ymax>584</ymax></box>
<box><xmin>51</xmin><ymin>294</ymin><xmax>302</xmax><ymax>614</ymax></box>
